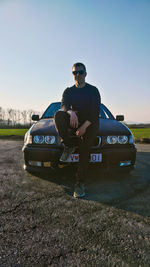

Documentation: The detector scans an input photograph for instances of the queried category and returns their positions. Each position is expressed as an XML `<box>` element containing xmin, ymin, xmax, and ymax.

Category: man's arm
<box><xmin>67</xmin><ymin>110</ymin><xmax>78</xmax><ymax>128</ymax></box>
<box><xmin>61</xmin><ymin>88</ymin><xmax>71</xmax><ymax>111</ymax></box>
<box><xmin>61</xmin><ymin>88</ymin><xmax>78</xmax><ymax>128</ymax></box>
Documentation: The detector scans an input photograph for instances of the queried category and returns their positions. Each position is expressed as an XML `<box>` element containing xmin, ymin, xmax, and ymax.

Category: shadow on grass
<box><xmin>27</xmin><ymin>151</ymin><xmax>150</xmax><ymax>218</ymax></box>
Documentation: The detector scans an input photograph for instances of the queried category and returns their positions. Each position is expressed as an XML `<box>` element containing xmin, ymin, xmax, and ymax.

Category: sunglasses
<box><xmin>72</xmin><ymin>70</ymin><xmax>85</xmax><ymax>75</ymax></box>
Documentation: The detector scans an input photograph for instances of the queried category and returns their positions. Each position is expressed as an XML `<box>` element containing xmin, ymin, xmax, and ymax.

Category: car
<box><xmin>22</xmin><ymin>102</ymin><xmax>136</xmax><ymax>173</ymax></box>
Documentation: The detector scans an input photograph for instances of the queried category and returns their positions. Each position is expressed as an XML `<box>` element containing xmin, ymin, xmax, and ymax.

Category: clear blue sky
<box><xmin>0</xmin><ymin>0</ymin><xmax>150</xmax><ymax>123</ymax></box>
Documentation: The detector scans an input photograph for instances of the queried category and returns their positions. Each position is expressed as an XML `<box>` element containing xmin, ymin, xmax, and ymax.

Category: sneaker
<box><xmin>60</xmin><ymin>146</ymin><xmax>75</xmax><ymax>162</ymax></box>
<box><xmin>73</xmin><ymin>182</ymin><xmax>85</xmax><ymax>198</ymax></box>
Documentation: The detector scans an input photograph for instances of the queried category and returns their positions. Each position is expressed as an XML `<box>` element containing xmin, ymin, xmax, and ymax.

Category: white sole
<box><xmin>73</xmin><ymin>193</ymin><xmax>85</xmax><ymax>198</ymax></box>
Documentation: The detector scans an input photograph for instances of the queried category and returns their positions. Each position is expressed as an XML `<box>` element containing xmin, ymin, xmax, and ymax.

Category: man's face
<box><xmin>72</xmin><ymin>66</ymin><xmax>87</xmax><ymax>85</ymax></box>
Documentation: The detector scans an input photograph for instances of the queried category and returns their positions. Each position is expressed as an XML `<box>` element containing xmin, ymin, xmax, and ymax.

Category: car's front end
<box><xmin>22</xmin><ymin>119</ymin><xmax>62</xmax><ymax>171</ymax></box>
<box><xmin>22</xmin><ymin>103</ymin><xmax>136</xmax><ymax>173</ymax></box>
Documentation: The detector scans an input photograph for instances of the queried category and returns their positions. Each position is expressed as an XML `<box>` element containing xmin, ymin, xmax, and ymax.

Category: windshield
<box><xmin>41</xmin><ymin>102</ymin><xmax>114</xmax><ymax>120</ymax></box>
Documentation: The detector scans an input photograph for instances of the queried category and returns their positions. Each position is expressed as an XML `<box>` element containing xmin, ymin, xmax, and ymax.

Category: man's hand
<box><xmin>76</xmin><ymin>125</ymin><xmax>86</xmax><ymax>137</ymax></box>
<box><xmin>76</xmin><ymin>120</ymin><xmax>91</xmax><ymax>138</ymax></box>
<box><xmin>67</xmin><ymin>110</ymin><xmax>79</xmax><ymax>128</ymax></box>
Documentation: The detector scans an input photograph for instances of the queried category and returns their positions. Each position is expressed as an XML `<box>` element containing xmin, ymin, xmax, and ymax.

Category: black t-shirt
<box><xmin>61</xmin><ymin>83</ymin><xmax>101</xmax><ymax>125</ymax></box>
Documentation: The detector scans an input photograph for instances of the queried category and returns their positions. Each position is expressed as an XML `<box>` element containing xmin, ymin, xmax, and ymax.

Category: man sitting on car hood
<box><xmin>54</xmin><ymin>62</ymin><xmax>101</xmax><ymax>198</ymax></box>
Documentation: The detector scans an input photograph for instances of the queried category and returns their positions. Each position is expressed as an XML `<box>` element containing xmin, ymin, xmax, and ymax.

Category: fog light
<box><xmin>28</xmin><ymin>161</ymin><xmax>42</xmax><ymax>166</ymax></box>
<box><xmin>120</xmin><ymin>161</ymin><xmax>131</xmax><ymax>167</ymax></box>
<box><xmin>43</xmin><ymin>162</ymin><xmax>51</xmax><ymax>167</ymax></box>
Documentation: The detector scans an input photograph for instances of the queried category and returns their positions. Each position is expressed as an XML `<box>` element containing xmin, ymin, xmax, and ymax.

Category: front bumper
<box><xmin>22</xmin><ymin>143</ymin><xmax>136</xmax><ymax>172</ymax></box>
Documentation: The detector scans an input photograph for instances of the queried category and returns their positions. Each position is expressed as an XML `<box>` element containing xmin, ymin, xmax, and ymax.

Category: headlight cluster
<box><xmin>33</xmin><ymin>135</ymin><xmax>56</xmax><ymax>144</ymax></box>
<box><xmin>106</xmin><ymin>135</ymin><xmax>128</xmax><ymax>144</ymax></box>
<box><xmin>24</xmin><ymin>132</ymin><xmax>32</xmax><ymax>145</ymax></box>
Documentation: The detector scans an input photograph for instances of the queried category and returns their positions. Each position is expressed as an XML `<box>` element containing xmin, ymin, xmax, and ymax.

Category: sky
<box><xmin>0</xmin><ymin>0</ymin><xmax>150</xmax><ymax>123</ymax></box>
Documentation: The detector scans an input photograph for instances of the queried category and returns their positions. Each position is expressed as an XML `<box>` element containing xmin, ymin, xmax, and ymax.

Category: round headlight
<box><xmin>118</xmin><ymin>135</ymin><xmax>128</xmax><ymax>144</ymax></box>
<box><xmin>45</xmin><ymin>136</ymin><xmax>55</xmax><ymax>144</ymax></box>
<box><xmin>107</xmin><ymin>136</ymin><xmax>118</xmax><ymax>144</ymax></box>
<box><xmin>34</xmin><ymin>135</ymin><xmax>44</xmax><ymax>144</ymax></box>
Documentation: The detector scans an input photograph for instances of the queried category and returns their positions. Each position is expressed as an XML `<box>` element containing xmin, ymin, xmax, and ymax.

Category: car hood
<box><xmin>99</xmin><ymin>119</ymin><xmax>131</xmax><ymax>135</ymax></box>
<box><xmin>30</xmin><ymin>118</ymin><xmax>131</xmax><ymax>136</ymax></box>
<box><xmin>30</xmin><ymin>118</ymin><xmax>58</xmax><ymax>135</ymax></box>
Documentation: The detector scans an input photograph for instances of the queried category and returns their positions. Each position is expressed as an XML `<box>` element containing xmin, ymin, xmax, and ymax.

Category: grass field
<box><xmin>0</xmin><ymin>128</ymin><xmax>150</xmax><ymax>139</ymax></box>
<box><xmin>130</xmin><ymin>128</ymin><xmax>150</xmax><ymax>139</ymax></box>
<box><xmin>0</xmin><ymin>129</ymin><xmax>28</xmax><ymax>136</ymax></box>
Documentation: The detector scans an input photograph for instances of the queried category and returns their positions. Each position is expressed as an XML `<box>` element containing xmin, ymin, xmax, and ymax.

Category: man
<box><xmin>54</xmin><ymin>62</ymin><xmax>101</xmax><ymax>198</ymax></box>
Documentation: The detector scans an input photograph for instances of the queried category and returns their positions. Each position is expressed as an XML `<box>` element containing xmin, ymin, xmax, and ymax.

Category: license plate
<box><xmin>43</xmin><ymin>162</ymin><xmax>51</xmax><ymax>167</ymax></box>
<box><xmin>65</xmin><ymin>153</ymin><xmax>102</xmax><ymax>163</ymax></box>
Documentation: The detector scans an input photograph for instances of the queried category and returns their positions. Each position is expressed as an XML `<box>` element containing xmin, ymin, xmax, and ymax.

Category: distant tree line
<box><xmin>127</xmin><ymin>123</ymin><xmax>150</xmax><ymax>128</ymax></box>
<box><xmin>0</xmin><ymin>107</ymin><xmax>43</xmax><ymax>128</ymax></box>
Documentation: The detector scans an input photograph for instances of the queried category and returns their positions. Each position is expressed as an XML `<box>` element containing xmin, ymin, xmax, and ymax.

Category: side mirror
<box><xmin>116</xmin><ymin>115</ymin><xmax>124</xmax><ymax>121</ymax></box>
<box><xmin>32</xmin><ymin>115</ymin><xmax>39</xmax><ymax>121</ymax></box>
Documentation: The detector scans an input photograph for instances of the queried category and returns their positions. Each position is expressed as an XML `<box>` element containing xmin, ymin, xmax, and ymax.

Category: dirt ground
<box><xmin>0</xmin><ymin>140</ymin><xmax>150</xmax><ymax>266</ymax></box>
